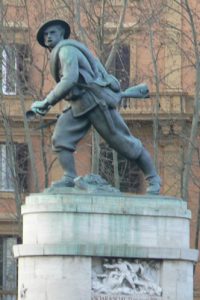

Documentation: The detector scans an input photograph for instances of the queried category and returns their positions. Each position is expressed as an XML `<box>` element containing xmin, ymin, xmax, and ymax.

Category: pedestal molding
<box><xmin>22</xmin><ymin>194</ymin><xmax>191</xmax><ymax>219</ymax></box>
<box><xmin>13</xmin><ymin>244</ymin><xmax>199</xmax><ymax>262</ymax></box>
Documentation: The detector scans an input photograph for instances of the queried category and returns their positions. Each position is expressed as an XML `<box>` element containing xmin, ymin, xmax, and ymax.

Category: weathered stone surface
<box><xmin>18</xmin><ymin>256</ymin><xmax>91</xmax><ymax>300</ymax></box>
<box><xmin>13</xmin><ymin>192</ymin><xmax>198</xmax><ymax>300</ymax></box>
<box><xmin>13</xmin><ymin>244</ymin><xmax>199</xmax><ymax>262</ymax></box>
<box><xmin>21</xmin><ymin>193</ymin><xmax>190</xmax><ymax>250</ymax></box>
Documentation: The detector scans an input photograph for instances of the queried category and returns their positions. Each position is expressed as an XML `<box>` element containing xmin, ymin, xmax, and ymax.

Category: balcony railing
<box><xmin>1</xmin><ymin>92</ymin><xmax>194</xmax><ymax>121</ymax></box>
<box><xmin>120</xmin><ymin>92</ymin><xmax>194</xmax><ymax>119</ymax></box>
<box><xmin>0</xmin><ymin>290</ymin><xmax>17</xmax><ymax>300</ymax></box>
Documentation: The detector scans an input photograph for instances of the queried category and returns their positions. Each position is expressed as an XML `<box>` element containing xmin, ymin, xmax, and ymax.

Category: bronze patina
<box><xmin>30</xmin><ymin>19</ymin><xmax>161</xmax><ymax>194</ymax></box>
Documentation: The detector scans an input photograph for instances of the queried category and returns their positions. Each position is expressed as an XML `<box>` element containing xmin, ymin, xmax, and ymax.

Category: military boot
<box><xmin>135</xmin><ymin>147</ymin><xmax>161</xmax><ymax>195</ymax></box>
<box><xmin>51</xmin><ymin>150</ymin><xmax>77</xmax><ymax>188</ymax></box>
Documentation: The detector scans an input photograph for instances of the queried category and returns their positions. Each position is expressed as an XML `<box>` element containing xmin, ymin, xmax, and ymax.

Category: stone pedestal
<box><xmin>13</xmin><ymin>192</ymin><xmax>198</xmax><ymax>300</ymax></box>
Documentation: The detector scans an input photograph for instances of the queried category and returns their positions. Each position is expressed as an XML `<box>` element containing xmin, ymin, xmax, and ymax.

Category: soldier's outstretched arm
<box><xmin>31</xmin><ymin>46</ymin><xmax>79</xmax><ymax>114</ymax></box>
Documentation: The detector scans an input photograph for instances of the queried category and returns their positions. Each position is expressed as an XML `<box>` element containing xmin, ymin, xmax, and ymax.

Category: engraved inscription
<box><xmin>92</xmin><ymin>295</ymin><xmax>162</xmax><ymax>300</ymax></box>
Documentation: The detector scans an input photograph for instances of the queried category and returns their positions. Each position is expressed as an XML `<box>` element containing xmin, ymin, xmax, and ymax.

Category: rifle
<box><xmin>121</xmin><ymin>83</ymin><xmax>149</xmax><ymax>99</ymax></box>
<box><xmin>26</xmin><ymin>83</ymin><xmax>149</xmax><ymax>129</ymax></box>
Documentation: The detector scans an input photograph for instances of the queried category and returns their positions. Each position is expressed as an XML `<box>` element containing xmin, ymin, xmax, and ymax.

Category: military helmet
<box><xmin>37</xmin><ymin>19</ymin><xmax>70</xmax><ymax>48</ymax></box>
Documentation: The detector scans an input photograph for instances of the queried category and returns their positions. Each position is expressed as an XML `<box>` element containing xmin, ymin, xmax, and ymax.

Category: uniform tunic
<box><xmin>48</xmin><ymin>39</ymin><xmax>142</xmax><ymax>159</ymax></box>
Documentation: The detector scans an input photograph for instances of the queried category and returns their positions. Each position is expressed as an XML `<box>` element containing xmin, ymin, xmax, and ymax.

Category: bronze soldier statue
<box><xmin>30</xmin><ymin>19</ymin><xmax>161</xmax><ymax>194</ymax></box>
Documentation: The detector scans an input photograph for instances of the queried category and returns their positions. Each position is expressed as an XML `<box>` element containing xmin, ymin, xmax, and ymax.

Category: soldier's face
<box><xmin>44</xmin><ymin>25</ymin><xmax>64</xmax><ymax>49</ymax></box>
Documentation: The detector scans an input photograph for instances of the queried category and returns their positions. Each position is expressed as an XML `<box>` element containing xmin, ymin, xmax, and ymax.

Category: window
<box><xmin>0</xmin><ymin>237</ymin><xmax>17</xmax><ymax>297</ymax></box>
<box><xmin>2</xmin><ymin>44</ymin><xmax>30</xmax><ymax>95</ymax></box>
<box><xmin>0</xmin><ymin>239</ymin><xmax>3</xmax><ymax>288</ymax></box>
<box><xmin>99</xmin><ymin>143</ymin><xmax>142</xmax><ymax>193</ymax></box>
<box><xmin>2</xmin><ymin>47</ymin><xmax>17</xmax><ymax>95</ymax></box>
<box><xmin>104</xmin><ymin>44</ymin><xmax>130</xmax><ymax>90</ymax></box>
<box><xmin>0</xmin><ymin>143</ymin><xmax>28</xmax><ymax>192</ymax></box>
<box><xmin>16</xmin><ymin>143</ymin><xmax>29</xmax><ymax>192</ymax></box>
<box><xmin>0</xmin><ymin>144</ymin><xmax>14</xmax><ymax>191</ymax></box>
<box><xmin>114</xmin><ymin>44</ymin><xmax>130</xmax><ymax>90</ymax></box>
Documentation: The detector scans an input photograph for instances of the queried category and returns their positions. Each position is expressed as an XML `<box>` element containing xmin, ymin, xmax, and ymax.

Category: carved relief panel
<box><xmin>92</xmin><ymin>258</ymin><xmax>162</xmax><ymax>300</ymax></box>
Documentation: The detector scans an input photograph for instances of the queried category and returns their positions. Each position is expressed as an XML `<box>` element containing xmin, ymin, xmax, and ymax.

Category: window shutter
<box><xmin>104</xmin><ymin>44</ymin><xmax>130</xmax><ymax>90</ymax></box>
<box><xmin>16</xmin><ymin>143</ymin><xmax>28</xmax><ymax>192</ymax></box>
<box><xmin>1</xmin><ymin>44</ymin><xmax>30</xmax><ymax>95</ymax></box>
<box><xmin>16</xmin><ymin>44</ymin><xmax>30</xmax><ymax>94</ymax></box>
<box><xmin>0</xmin><ymin>144</ymin><xmax>14</xmax><ymax>191</ymax></box>
<box><xmin>2</xmin><ymin>237</ymin><xmax>17</xmax><ymax>292</ymax></box>
<box><xmin>115</xmin><ymin>44</ymin><xmax>130</xmax><ymax>90</ymax></box>
<box><xmin>0</xmin><ymin>143</ymin><xmax>28</xmax><ymax>192</ymax></box>
<box><xmin>2</xmin><ymin>46</ymin><xmax>17</xmax><ymax>95</ymax></box>
<box><xmin>0</xmin><ymin>238</ymin><xmax>3</xmax><ymax>289</ymax></box>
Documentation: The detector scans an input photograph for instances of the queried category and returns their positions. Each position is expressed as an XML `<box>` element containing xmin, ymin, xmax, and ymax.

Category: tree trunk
<box><xmin>91</xmin><ymin>128</ymin><xmax>100</xmax><ymax>174</ymax></box>
<box><xmin>18</xmin><ymin>93</ymin><xmax>40</xmax><ymax>192</ymax></box>
<box><xmin>182</xmin><ymin>0</ymin><xmax>200</xmax><ymax>201</ymax></box>
<box><xmin>148</xmin><ymin>22</ymin><xmax>160</xmax><ymax>170</ymax></box>
<box><xmin>105</xmin><ymin>0</ymin><xmax>128</xmax><ymax>70</ymax></box>
<box><xmin>113</xmin><ymin>150</ymin><xmax>120</xmax><ymax>188</ymax></box>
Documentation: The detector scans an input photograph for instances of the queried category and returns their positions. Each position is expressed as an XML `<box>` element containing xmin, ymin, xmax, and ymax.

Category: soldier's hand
<box><xmin>31</xmin><ymin>99</ymin><xmax>51</xmax><ymax>116</ymax></box>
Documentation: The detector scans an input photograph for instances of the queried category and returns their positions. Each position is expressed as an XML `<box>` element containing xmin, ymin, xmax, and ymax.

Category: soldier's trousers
<box><xmin>52</xmin><ymin>105</ymin><xmax>143</xmax><ymax>160</ymax></box>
